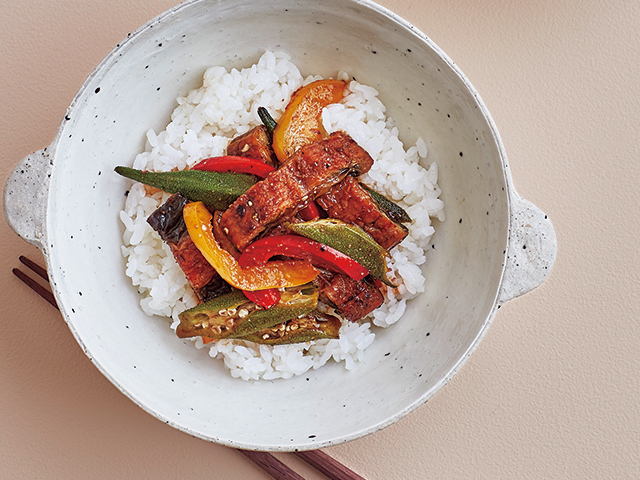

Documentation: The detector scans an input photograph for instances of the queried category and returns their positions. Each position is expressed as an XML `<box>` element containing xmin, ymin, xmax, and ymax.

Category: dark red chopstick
<box><xmin>12</xmin><ymin>262</ymin><xmax>58</xmax><ymax>309</ymax></box>
<box><xmin>238</xmin><ymin>450</ymin><xmax>304</xmax><ymax>480</ymax></box>
<box><xmin>294</xmin><ymin>450</ymin><xmax>366</xmax><ymax>480</ymax></box>
<box><xmin>13</xmin><ymin>256</ymin><xmax>367</xmax><ymax>480</ymax></box>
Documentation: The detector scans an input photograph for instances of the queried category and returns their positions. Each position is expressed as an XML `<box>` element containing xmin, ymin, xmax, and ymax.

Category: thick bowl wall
<box><xmin>45</xmin><ymin>0</ymin><xmax>509</xmax><ymax>450</ymax></box>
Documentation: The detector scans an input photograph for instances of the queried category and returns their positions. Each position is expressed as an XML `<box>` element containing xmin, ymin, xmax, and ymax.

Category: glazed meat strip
<box><xmin>169</xmin><ymin>237</ymin><xmax>216</xmax><ymax>290</ymax></box>
<box><xmin>147</xmin><ymin>193</ymin><xmax>215</xmax><ymax>290</ymax></box>
<box><xmin>147</xmin><ymin>193</ymin><xmax>230</xmax><ymax>300</ymax></box>
<box><xmin>226</xmin><ymin>125</ymin><xmax>278</xmax><ymax>167</ymax></box>
<box><xmin>221</xmin><ymin>131</ymin><xmax>374</xmax><ymax>251</ymax></box>
<box><xmin>262</xmin><ymin>215</ymin><xmax>303</xmax><ymax>238</ymax></box>
<box><xmin>316</xmin><ymin>176</ymin><xmax>408</xmax><ymax>250</ymax></box>
<box><xmin>314</xmin><ymin>271</ymin><xmax>384</xmax><ymax>322</ymax></box>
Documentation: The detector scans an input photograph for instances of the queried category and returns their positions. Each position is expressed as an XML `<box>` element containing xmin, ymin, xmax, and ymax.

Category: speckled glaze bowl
<box><xmin>4</xmin><ymin>0</ymin><xmax>555</xmax><ymax>451</ymax></box>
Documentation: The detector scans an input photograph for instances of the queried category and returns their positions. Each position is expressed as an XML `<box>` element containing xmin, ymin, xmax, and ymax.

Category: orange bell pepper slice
<box><xmin>183</xmin><ymin>201</ymin><xmax>318</xmax><ymax>290</ymax></box>
<box><xmin>272</xmin><ymin>79</ymin><xmax>346</xmax><ymax>162</ymax></box>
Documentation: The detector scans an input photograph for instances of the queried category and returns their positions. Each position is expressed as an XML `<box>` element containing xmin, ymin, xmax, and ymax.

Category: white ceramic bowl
<box><xmin>4</xmin><ymin>0</ymin><xmax>556</xmax><ymax>451</ymax></box>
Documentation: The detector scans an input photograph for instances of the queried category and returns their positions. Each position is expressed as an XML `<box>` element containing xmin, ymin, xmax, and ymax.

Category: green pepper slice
<box><xmin>257</xmin><ymin>106</ymin><xmax>277</xmax><ymax>137</ymax></box>
<box><xmin>176</xmin><ymin>286</ymin><xmax>319</xmax><ymax>340</ymax></box>
<box><xmin>286</xmin><ymin>219</ymin><xmax>394</xmax><ymax>287</ymax></box>
<box><xmin>176</xmin><ymin>290</ymin><xmax>251</xmax><ymax>339</ymax></box>
<box><xmin>240</xmin><ymin>312</ymin><xmax>341</xmax><ymax>345</ymax></box>
<box><xmin>226</xmin><ymin>286</ymin><xmax>319</xmax><ymax>338</ymax></box>
<box><xmin>114</xmin><ymin>166</ymin><xmax>256</xmax><ymax>211</ymax></box>
<box><xmin>361</xmin><ymin>184</ymin><xmax>411</xmax><ymax>223</ymax></box>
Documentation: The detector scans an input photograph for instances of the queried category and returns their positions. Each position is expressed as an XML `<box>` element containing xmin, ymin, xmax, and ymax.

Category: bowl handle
<box><xmin>498</xmin><ymin>194</ymin><xmax>557</xmax><ymax>305</ymax></box>
<box><xmin>3</xmin><ymin>148</ymin><xmax>53</xmax><ymax>251</ymax></box>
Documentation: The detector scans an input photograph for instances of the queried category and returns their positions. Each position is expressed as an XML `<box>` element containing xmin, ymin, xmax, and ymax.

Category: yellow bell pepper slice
<box><xmin>272</xmin><ymin>79</ymin><xmax>346</xmax><ymax>162</ymax></box>
<box><xmin>183</xmin><ymin>201</ymin><xmax>318</xmax><ymax>290</ymax></box>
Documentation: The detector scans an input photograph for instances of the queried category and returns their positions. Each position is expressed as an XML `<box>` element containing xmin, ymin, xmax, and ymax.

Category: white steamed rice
<box><xmin>119</xmin><ymin>51</ymin><xmax>444</xmax><ymax>381</ymax></box>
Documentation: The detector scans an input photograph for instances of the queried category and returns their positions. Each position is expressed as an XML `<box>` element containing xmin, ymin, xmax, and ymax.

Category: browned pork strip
<box><xmin>314</xmin><ymin>271</ymin><xmax>384</xmax><ymax>322</ymax></box>
<box><xmin>169</xmin><ymin>236</ymin><xmax>217</xmax><ymax>289</ymax></box>
<box><xmin>147</xmin><ymin>193</ymin><xmax>226</xmax><ymax>296</ymax></box>
<box><xmin>226</xmin><ymin>125</ymin><xmax>278</xmax><ymax>167</ymax></box>
<box><xmin>221</xmin><ymin>131</ymin><xmax>374</xmax><ymax>251</ymax></box>
<box><xmin>316</xmin><ymin>176</ymin><xmax>408</xmax><ymax>250</ymax></box>
<box><xmin>262</xmin><ymin>215</ymin><xmax>304</xmax><ymax>238</ymax></box>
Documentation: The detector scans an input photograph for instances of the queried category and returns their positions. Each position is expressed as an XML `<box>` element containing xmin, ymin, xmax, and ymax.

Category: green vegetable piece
<box><xmin>257</xmin><ymin>106</ymin><xmax>278</xmax><ymax>137</ymax></box>
<box><xmin>176</xmin><ymin>286</ymin><xmax>319</xmax><ymax>341</ymax></box>
<box><xmin>241</xmin><ymin>313</ymin><xmax>341</xmax><ymax>345</ymax></box>
<box><xmin>176</xmin><ymin>290</ymin><xmax>250</xmax><ymax>339</ymax></box>
<box><xmin>287</xmin><ymin>219</ymin><xmax>395</xmax><ymax>287</ymax></box>
<box><xmin>114</xmin><ymin>166</ymin><xmax>256</xmax><ymax>211</ymax></box>
<box><xmin>227</xmin><ymin>286</ymin><xmax>319</xmax><ymax>338</ymax></box>
<box><xmin>361</xmin><ymin>184</ymin><xmax>411</xmax><ymax>223</ymax></box>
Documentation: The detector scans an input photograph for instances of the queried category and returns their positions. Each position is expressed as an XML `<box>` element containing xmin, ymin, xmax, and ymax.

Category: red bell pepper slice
<box><xmin>192</xmin><ymin>156</ymin><xmax>275</xmax><ymax>178</ymax></box>
<box><xmin>183</xmin><ymin>202</ymin><xmax>319</xmax><ymax>291</ymax></box>
<box><xmin>239</xmin><ymin>235</ymin><xmax>369</xmax><ymax>281</ymax></box>
<box><xmin>298</xmin><ymin>201</ymin><xmax>321</xmax><ymax>221</ymax></box>
<box><xmin>242</xmin><ymin>288</ymin><xmax>281</xmax><ymax>309</ymax></box>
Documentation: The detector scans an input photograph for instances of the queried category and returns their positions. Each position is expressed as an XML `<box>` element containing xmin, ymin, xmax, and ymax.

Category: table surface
<box><xmin>2</xmin><ymin>1</ymin><xmax>638</xmax><ymax>478</ymax></box>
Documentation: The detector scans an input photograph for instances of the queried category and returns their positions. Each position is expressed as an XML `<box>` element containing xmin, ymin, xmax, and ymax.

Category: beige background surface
<box><xmin>1</xmin><ymin>0</ymin><xmax>638</xmax><ymax>478</ymax></box>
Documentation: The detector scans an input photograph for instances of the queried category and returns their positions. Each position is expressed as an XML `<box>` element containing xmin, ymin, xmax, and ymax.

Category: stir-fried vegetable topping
<box><xmin>115</xmin><ymin>166</ymin><xmax>255</xmax><ymax>211</ymax></box>
<box><xmin>257</xmin><ymin>106</ymin><xmax>278</xmax><ymax>137</ymax></box>
<box><xmin>361</xmin><ymin>184</ymin><xmax>412</xmax><ymax>224</ymax></box>
<box><xmin>176</xmin><ymin>286</ymin><xmax>321</xmax><ymax>343</ymax></box>
<box><xmin>176</xmin><ymin>290</ymin><xmax>249</xmax><ymax>339</ymax></box>
<box><xmin>227</xmin><ymin>285</ymin><xmax>319</xmax><ymax>338</ymax></box>
<box><xmin>117</xmin><ymin>87</ymin><xmax>413</xmax><ymax>344</ymax></box>
<box><xmin>272</xmin><ymin>79</ymin><xmax>346</xmax><ymax>162</ymax></box>
<box><xmin>239</xmin><ymin>235</ymin><xmax>369</xmax><ymax>281</ymax></box>
<box><xmin>241</xmin><ymin>312</ymin><xmax>341</xmax><ymax>345</ymax></box>
<box><xmin>286</xmin><ymin>219</ymin><xmax>394</xmax><ymax>287</ymax></box>
<box><xmin>183</xmin><ymin>201</ymin><xmax>319</xmax><ymax>291</ymax></box>
<box><xmin>192</xmin><ymin>156</ymin><xmax>276</xmax><ymax>178</ymax></box>
<box><xmin>242</xmin><ymin>289</ymin><xmax>281</xmax><ymax>309</ymax></box>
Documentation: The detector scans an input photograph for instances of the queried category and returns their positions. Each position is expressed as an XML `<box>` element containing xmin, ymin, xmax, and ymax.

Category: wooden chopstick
<box><xmin>238</xmin><ymin>450</ymin><xmax>305</xmax><ymax>480</ymax></box>
<box><xmin>294</xmin><ymin>450</ymin><xmax>366</xmax><ymax>480</ymax></box>
<box><xmin>13</xmin><ymin>256</ymin><xmax>367</xmax><ymax>480</ymax></box>
<box><xmin>12</xmin><ymin>259</ymin><xmax>58</xmax><ymax>309</ymax></box>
